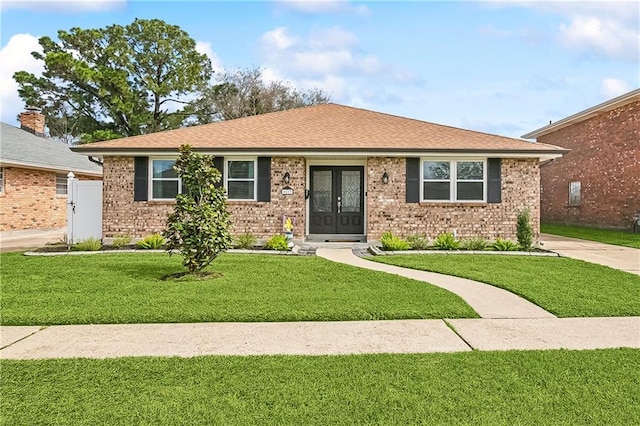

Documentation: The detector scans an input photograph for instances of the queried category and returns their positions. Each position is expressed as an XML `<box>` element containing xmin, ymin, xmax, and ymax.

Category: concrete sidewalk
<box><xmin>0</xmin><ymin>228</ymin><xmax>66</xmax><ymax>253</ymax></box>
<box><xmin>540</xmin><ymin>233</ymin><xmax>640</xmax><ymax>275</ymax></box>
<box><xmin>317</xmin><ymin>248</ymin><xmax>555</xmax><ymax>319</ymax></box>
<box><xmin>1</xmin><ymin>317</ymin><xmax>638</xmax><ymax>359</ymax></box>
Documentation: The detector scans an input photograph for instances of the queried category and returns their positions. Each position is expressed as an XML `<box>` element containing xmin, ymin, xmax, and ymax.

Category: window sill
<box><xmin>147</xmin><ymin>200</ymin><xmax>177</xmax><ymax>205</ymax></box>
<box><xmin>227</xmin><ymin>200</ymin><xmax>261</xmax><ymax>205</ymax></box>
<box><xmin>419</xmin><ymin>202</ymin><xmax>488</xmax><ymax>207</ymax></box>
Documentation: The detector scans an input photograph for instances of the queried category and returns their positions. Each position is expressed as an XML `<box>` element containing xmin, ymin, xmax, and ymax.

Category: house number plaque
<box><xmin>281</xmin><ymin>186</ymin><xmax>294</xmax><ymax>195</ymax></box>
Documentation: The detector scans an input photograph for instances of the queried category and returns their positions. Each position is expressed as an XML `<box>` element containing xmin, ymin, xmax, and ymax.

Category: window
<box><xmin>0</xmin><ymin>167</ymin><xmax>4</xmax><ymax>193</ymax></box>
<box><xmin>569</xmin><ymin>181</ymin><xmax>581</xmax><ymax>206</ymax></box>
<box><xmin>226</xmin><ymin>159</ymin><xmax>256</xmax><ymax>200</ymax></box>
<box><xmin>422</xmin><ymin>160</ymin><xmax>485</xmax><ymax>202</ymax></box>
<box><xmin>56</xmin><ymin>173</ymin><xmax>68</xmax><ymax>195</ymax></box>
<box><xmin>151</xmin><ymin>159</ymin><xmax>181</xmax><ymax>200</ymax></box>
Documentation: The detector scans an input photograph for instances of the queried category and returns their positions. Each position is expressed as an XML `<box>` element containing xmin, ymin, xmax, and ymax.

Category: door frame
<box><xmin>306</xmin><ymin>158</ymin><xmax>367</xmax><ymax>238</ymax></box>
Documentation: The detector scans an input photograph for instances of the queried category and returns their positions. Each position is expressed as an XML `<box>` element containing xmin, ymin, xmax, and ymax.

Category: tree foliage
<box><xmin>195</xmin><ymin>66</ymin><xmax>330</xmax><ymax>122</ymax></box>
<box><xmin>13</xmin><ymin>19</ymin><xmax>211</xmax><ymax>143</ymax></box>
<box><xmin>163</xmin><ymin>145</ymin><xmax>232</xmax><ymax>274</ymax></box>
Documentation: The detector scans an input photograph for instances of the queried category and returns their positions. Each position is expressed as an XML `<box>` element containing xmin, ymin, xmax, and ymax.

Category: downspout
<box><xmin>88</xmin><ymin>156</ymin><xmax>103</xmax><ymax>166</ymax></box>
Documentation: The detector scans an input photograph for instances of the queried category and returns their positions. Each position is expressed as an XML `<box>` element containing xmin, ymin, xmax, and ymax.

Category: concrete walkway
<box><xmin>540</xmin><ymin>233</ymin><xmax>640</xmax><ymax>275</ymax></box>
<box><xmin>317</xmin><ymin>248</ymin><xmax>555</xmax><ymax>319</ymax></box>
<box><xmin>0</xmin><ymin>228</ymin><xmax>65</xmax><ymax>253</ymax></box>
<box><xmin>1</xmin><ymin>317</ymin><xmax>638</xmax><ymax>359</ymax></box>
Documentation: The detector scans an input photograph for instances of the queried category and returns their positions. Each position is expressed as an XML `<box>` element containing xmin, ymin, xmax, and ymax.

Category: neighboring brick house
<box><xmin>75</xmin><ymin>103</ymin><xmax>566</xmax><ymax>242</ymax></box>
<box><xmin>0</xmin><ymin>109</ymin><xmax>103</xmax><ymax>232</ymax></box>
<box><xmin>523</xmin><ymin>89</ymin><xmax>640</xmax><ymax>230</ymax></box>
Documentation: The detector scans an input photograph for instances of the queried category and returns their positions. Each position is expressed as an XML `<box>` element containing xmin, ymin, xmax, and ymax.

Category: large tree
<box><xmin>13</xmin><ymin>18</ymin><xmax>211</xmax><ymax>143</ymax></box>
<box><xmin>195</xmin><ymin>66</ymin><xmax>330</xmax><ymax>122</ymax></box>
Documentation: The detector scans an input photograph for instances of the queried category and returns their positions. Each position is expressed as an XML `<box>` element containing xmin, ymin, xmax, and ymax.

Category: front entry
<box><xmin>310</xmin><ymin>166</ymin><xmax>364</xmax><ymax>235</ymax></box>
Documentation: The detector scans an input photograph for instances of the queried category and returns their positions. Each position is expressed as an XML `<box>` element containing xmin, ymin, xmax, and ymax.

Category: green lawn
<box><xmin>542</xmin><ymin>223</ymin><xmax>640</xmax><ymax>248</ymax></box>
<box><xmin>2</xmin><ymin>349</ymin><xmax>638</xmax><ymax>425</ymax></box>
<box><xmin>0</xmin><ymin>253</ymin><xmax>477</xmax><ymax>325</ymax></box>
<box><xmin>369</xmin><ymin>255</ymin><xmax>640</xmax><ymax>317</ymax></box>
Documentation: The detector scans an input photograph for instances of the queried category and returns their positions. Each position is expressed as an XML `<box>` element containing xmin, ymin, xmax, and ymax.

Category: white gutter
<box><xmin>0</xmin><ymin>159</ymin><xmax>103</xmax><ymax>177</ymax></box>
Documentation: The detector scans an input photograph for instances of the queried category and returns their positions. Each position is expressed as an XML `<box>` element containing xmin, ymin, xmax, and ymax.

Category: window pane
<box><xmin>228</xmin><ymin>161</ymin><xmax>254</xmax><ymax>179</ymax></box>
<box><xmin>0</xmin><ymin>167</ymin><xmax>4</xmax><ymax>193</ymax></box>
<box><xmin>153</xmin><ymin>160</ymin><xmax>176</xmax><ymax>178</ymax></box>
<box><xmin>312</xmin><ymin>170</ymin><xmax>332</xmax><ymax>212</ymax></box>
<box><xmin>228</xmin><ymin>181</ymin><xmax>254</xmax><ymax>200</ymax></box>
<box><xmin>569</xmin><ymin>181</ymin><xmax>581</xmax><ymax>206</ymax></box>
<box><xmin>423</xmin><ymin>161</ymin><xmax>450</xmax><ymax>180</ymax></box>
<box><xmin>56</xmin><ymin>173</ymin><xmax>67</xmax><ymax>195</ymax></box>
<box><xmin>153</xmin><ymin>180</ymin><xmax>178</xmax><ymax>199</ymax></box>
<box><xmin>457</xmin><ymin>182</ymin><xmax>483</xmax><ymax>200</ymax></box>
<box><xmin>424</xmin><ymin>182</ymin><xmax>450</xmax><ymax>200</ymax></box>
<box><xmin>341</xmin><ymin>170</ymin><xmax>361</xmax><ymax>213</ymax></box>
<box><xmin>457</xmin><ymin>162</ymin><xmax>483</xmax><ymax>180</ymax></box>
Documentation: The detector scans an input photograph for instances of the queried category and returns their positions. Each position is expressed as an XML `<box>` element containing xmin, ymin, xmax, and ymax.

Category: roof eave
<box><xmin>522</xmin><ymin>88</ymin><xmax>640</xmax><ymax>139</ymax></box>
<box><xmin>0</xmin><ymin>159</ymin><xmax>103</xmax><ymax>177</ymax></box>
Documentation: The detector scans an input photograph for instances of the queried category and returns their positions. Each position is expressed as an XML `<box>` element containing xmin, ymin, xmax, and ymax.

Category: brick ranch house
<box><xmin>75</xmin><ymin>104</ymin><xmax>567</xmax><ymax>242</ymax></box>
<box><xmin>0</xmin><ymin>109</ymin><xmax>103</xmax><ymax>232</ymax></box>
<box><xmin>523</xmin><ymin>89</ymin><xmax>640</xmax><ymax>230</ymax></box>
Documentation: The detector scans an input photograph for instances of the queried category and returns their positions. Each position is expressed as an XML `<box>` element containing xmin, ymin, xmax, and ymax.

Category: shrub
<box><xmin>462</xmin><ymin>237</ymin><xmax>488</xmax><ymax>251</ymax></box>
<box><xmin>432</xmin><ymin>232</ymin><xmax>460</xmax><ymax>250</ymax></box>
<box><xmin>492</xmin><ymin>238</ymin><xmax>519</xmax><ymax>251</ymax></box>
<box><xmin>73</xmin><ymin>237</ymin><xmax>102</xmax><ymax>251</ymax></box>
<box><xmin>516</xmin><ymin>209</ymin><xmax>533</xmax><ymax>250</ymax></box>
<box><xmin>163</xmin><ymin>145</ymin><xmax>232</xmax><ymax>273</ymax></box>
<box><xmin>234</xmin><ymin>233</ymin><xmax>257</xmax><ymax>249</ymax></box>
<box><xmin>265</xmin><ymin>234</ymin><xmax>289</xmax><ymax>251</ymax></box>
<box><xmin>112</xmin><ymin>235</ymin><xmax>132</xmax><ymax>249</ymax></box>
<box><xmin>137</xmin><ymin>233</ymin><xmax>165</xmax><ymax>250</ymax></box>
<box><xmin>380</xmin><ymin>231</ymin><xmax>411</xmax><ymax>251</ymax></box>
<box><xmin>406</xmin><ymin>234</ymin><xmax>429</xmax><ymax>250</ymax></box>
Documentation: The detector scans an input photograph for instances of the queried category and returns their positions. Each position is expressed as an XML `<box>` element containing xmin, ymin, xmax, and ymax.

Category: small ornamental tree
<box><xmin>516</xmin><ymin>209</ymin><xmax>533</xmax><ymax>250</ymax></box>
<box><xmin>163</xmin><ymin>144</ymin><xmax>232</xmax><ymax>274</ymax></box>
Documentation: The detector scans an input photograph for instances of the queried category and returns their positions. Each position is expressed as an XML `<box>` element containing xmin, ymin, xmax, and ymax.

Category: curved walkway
<box><xmin>317</xmin><ymin>248</ymin><xmax>555</xmax><ymax>319</ymax></box>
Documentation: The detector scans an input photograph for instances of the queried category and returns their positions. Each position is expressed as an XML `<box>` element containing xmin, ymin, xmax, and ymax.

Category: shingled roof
<box><xmin>1</xmin><ymin>123</ymin><xmax>102</xmax><ymax>176</ymax></box>
<box><xmin>75</xmin><ymin>103</ymin><xmax>567</xmax><ymax>158</ymax></box>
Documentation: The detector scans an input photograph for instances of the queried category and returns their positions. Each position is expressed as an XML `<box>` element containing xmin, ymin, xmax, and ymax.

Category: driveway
<box><xmin>0</xmin><ymin>228</ymin><xmax>66</xmax><ymax>253</ymax></box>
<box><xmin>539</xmin><ymin>233</ymin><xmax>640</xmax><ymax>275</ymax></box>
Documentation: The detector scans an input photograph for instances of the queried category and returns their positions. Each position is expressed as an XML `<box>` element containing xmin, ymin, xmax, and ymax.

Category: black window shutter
<box><xmin>134</xmin><ymin>157</ymin><xmax>148</xmax><ymax>201</ymax></box>
<box><xmin>212</xmin><ymin>157</ymin><xmax>224</xmax><ymax>189</ymax></box>
<box><xmin>406</xmin><ymin>157</ymin><xmax>420</xmax><ymax>203</ymax></box>
<box><xmin>257</xmin><ymin>157</ymin><xmax>271</xmax><ymax>202</ymax></box>
<box><xmin>487</xmin><ymin>158</ymin><xmax>502</xmax><ymax>203</ymax></box>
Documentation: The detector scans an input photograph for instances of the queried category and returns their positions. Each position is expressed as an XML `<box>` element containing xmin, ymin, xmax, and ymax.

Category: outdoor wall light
<box><xmin>382</xmin><ymin>171</ymin><xmax>389</xmax><ymax>184</ymax></box>
<box><xmin>283</xmin><ymin>172</ymin><xmax>291</xmax><ymax>185</ymax></box>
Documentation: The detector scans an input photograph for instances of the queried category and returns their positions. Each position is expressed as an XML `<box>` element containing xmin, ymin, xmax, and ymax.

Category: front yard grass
<box><xmin>541</xmin><ymin>222</ymin><xmax>640</xmax><ymax>248</ymax></box>
<box><xmin>369</xmin><ymin>255</ymin><xmax>640</xmax><ymax>317</ymax></box>
<box><xmin>0</xmin><ymin>253</ymin><xmax>477</xmax><ymax>325</ymax></box>
<box><xmin>2</xmin><ymin>349</ymin><xmax>638</xmax><ymax>425</ymax></box>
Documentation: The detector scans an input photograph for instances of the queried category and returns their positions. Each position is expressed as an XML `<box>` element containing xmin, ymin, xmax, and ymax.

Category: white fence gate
<box><xmin>67</xmin><ymin>172</ymin><xmax>103</xmax><ymax>244</ymax></box>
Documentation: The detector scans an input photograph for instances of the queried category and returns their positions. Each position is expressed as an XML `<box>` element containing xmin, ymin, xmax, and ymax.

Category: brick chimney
<box><xmin>19</xmin><ymin>107</ymin><xmax>46</xmax><ymax>137</ymax></box>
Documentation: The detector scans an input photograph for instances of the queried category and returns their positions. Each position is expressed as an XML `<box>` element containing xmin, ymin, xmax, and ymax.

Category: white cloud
<box><xmin>559</xmin><ymin>15</ymin><xmax>639</xmax><ymax>61</ymax></box>
<box><xmin>274</xmin><ymin>0</ymin><xmax>370</xmax><ymax>16</ymax></box>
<box><xmin>0</xmin><ymin>0</ymin><xmax>126</xmax><ymax>12</ymax></box>
<box><xmin>601</xmin><ymin>78</ymin><xmax>631</xmax><ymax>99</ymax></box>
<box><xmin>261</xmin><ymin>27</ymin><xmax>297</xmax><ymax>51</ymax></box>
<box><xmin>195</xmin><ymin>41</ymin><xmax>223</xmax><ymax>74</ymax></box>
<box><xmin>0</xmin><ymin>34</ymin><xmax>44</xmax><ymax>124</ymax></box>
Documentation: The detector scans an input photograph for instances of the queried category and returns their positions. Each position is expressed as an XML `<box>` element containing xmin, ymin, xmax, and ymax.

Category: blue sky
<box><xmin>1</xmin><ymin>0</ymin><xmax>638</xmax><ymax>138</ymax></box>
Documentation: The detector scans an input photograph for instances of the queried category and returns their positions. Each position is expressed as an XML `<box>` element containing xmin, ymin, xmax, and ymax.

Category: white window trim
<box><xmin>224</xmin><ymin>157</ymin><xmax>257</xmax><ymax>201</ymax></box>
<box><xmin>420</xmin><ymin>158</ymin><xmax>487</xmax><ymax>202</ymax></box>
<box><xmin>149</xmin><ymin>157</ymin><xmax>182</xmax><ymax>201</ymax></box>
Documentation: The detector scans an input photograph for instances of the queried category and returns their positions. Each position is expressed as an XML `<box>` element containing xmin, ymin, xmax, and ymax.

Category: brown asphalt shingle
<box><xmin>75</xmin><ymin>103</ymin><xmax>566</xmax><ymax>153</ymax></box>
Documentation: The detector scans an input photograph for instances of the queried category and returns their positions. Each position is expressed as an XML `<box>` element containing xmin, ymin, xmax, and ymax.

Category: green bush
<box><xmin>137</xmin><ymin>233</ymin><xmax>165</xmax><ymax>250</ymax></box>
<box><xmin>432</xmin><ymin>232</ymin><xmax>460</xmax><ymax>250</ymax></box>
<box><xmin>492</xmin><ymin>238</ymin><xmax>519</xmax><ymax>251</ymax></box>
<box><xmin>462</xmin><ymin>238</ymin><xmax>489</xmax><ymax>251</ymax></box>
<box><xmin>380</xmin><ymin>231</ymin><xmax>411</xmax><ymax>251</ymax></box>
<box><xmin>234</xmin><ymin>233</ymin><xmax>257</xmax><ymax>249</ymax></box>
<box><xmin>265</xmin><ymin>234</ymin><xmax>290</xmax><ymax>251</ymax></box>
<box><xmin>112</xmin><ymin>235</ymin><xmax>132</xmax><ymax>249</ymax></box>
<box><xmin>407</xmin><ymin>234</ymin><xmax>429</xmax><ymax>250</ymax></box>
<box><xmin>73</xmin><ymin>237</ymin><xmax>102</xmax><ymax>251</ymax></box>
<box><xmin>516</xmin><ymin>209</ymin><xmax>533</xmax><ymax>250</ymax></box>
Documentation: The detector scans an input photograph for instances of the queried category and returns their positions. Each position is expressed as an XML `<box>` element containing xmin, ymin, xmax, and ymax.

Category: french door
<box><xmin>309</xmin><ymin>166</ymin><xmax>364</xmax><ymax>234</ymax></box>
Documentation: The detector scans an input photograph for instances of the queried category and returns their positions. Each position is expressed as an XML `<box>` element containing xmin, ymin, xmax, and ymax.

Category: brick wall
<box><xmin>0</xmin><ymin>167</ymin><xmax>66</xmax><ymax>231</ymax></box>
<box><xmin>538</xmin><ymin>100</ymin><xmax>640</xmax><ymax>229</ymax></box>
<box><xmin>102</xmin><ymin>156</ymin><xmax>306</xmax><ymax>239</ymax></box>
<box><xmin>366</xmin><ymin>157</ymin><xmax>540</xmax><ymax>241</ymax></box>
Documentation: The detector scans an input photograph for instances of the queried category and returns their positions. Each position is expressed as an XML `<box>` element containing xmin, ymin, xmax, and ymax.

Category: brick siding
<box><xmin>366</xmin><ymin>157</ymin><xmax>540</xmax><ymax>241</ymax></box>
<box><xmin>103</xmin><ymin>156</ymin><xmax>540</xmax><ymax>242</ymax></box>
<box><xmin>538</xmin><ymin>100</ymin><xmax>640</xmax><ymax>229</ymax></box>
